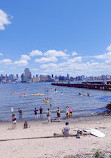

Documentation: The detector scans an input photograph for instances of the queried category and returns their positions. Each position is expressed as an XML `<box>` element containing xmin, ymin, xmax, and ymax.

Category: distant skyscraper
<box><xmin>23</xmin><ymin>68</ymin><xmax>31</xmax><ymax>82</ymax></box>
<box><xmin>67</xmin><ymin>74</ymin><xmax>69</xmax><ymax>80</ymax></box>
<box><xmin>16</xmin><ymin>74</ymin><xmax>19</xmax><ymax>79</ymax></box>
<box><xmin>36</xmin><ymin>74</ymin><xmax>38</xmax><ymax>78</ymax></box>
<box><xmin>9</xmin><ymin>74</ymin><xmax>14</xmax><ymax>81</ymax></box>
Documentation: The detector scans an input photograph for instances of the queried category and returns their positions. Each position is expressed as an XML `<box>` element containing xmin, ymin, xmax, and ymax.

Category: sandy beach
<box><xmin>0</xmin><ymin>115</ymin><xmax>111</xmax><ymax>158</ymax></box>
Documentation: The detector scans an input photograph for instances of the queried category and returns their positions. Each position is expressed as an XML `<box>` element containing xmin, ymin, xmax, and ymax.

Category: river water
<box><xmin>0</xmin><ymin>82</ymin><xmax>110</xmax><ymax>121</ymax></box>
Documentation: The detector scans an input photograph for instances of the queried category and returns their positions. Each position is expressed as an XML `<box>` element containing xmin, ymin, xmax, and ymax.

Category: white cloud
<box><xmin>30</xmin><ymin>50</ymin><xmax>43</xmax><ymax>56</ymax></box>
<box><xmin>35</xmin><ymin>57</ymin><xmax>58</xmax><ymax>63</ymax></box>
<box><xmin>95</xmin><ymin>52</ymin><xmax>111</xmax><ymax>59</ymax></box>
<box><xmin>0</xmin><ymin>70</ymin><xmax>3</xmax><ymax>73</ymax></box>
<box><xmin>0</xmin><ymin>59</ymin><xmax>12</xmax><ymax>65</ymax></box>
<box><xmin>0</xmin><ymin>9</ymin><xmax>11</xmax><ymax>30</ymax></box>
<box><xmin>44</xmin><ymin>50</ymin><xmax>69</xmax><ymax>57</ymax></box>
<box><xmin>67</xmin><ymin>57</ymin><xmax>82</xmax><ymax>63</ymax></box>
<box><xmin>72</xmin><ymin>51</ymin><xmax>77</xmax><ymax>56</ymax></box>
<box><xmin>107</xmin><ymin>44</ymin><xmax>111</xmax><ymax>52</ymax></box>
<box><xmin>21</xmin><ymin>55</ymin><xmax>30</xmax><ymax>60</ymax></box>
<box><xmin>40</xmin><ymin>63</ymin><xmax>57</xmax><ymax>69</ymax></box>
<box><xmin>14</xmin><ymin>60</ymin><xmax>28</xmax><ymax>66</ymax></box>
<box><xmin>0</xmin><ymin>53</ymin><xmax>3</xmax><ymax>56</ymax></box>
<box><xmin>31</xmin><ymin>68</ymin><xmax>39</xmax><ymax>71</ymax></box>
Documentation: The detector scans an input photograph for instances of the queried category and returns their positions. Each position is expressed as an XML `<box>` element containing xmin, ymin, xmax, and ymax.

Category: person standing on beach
<box><xmin>34</xmin><ymin>108</ymin><xmax>38</xmax><ymax>119</ymax></box>
<box><xmin>66</xmin><ymin>107</ymin><xmax>69</xmax><ymax>119</ymax></box>
<box><xmin>56</xmin><ymin>107</ymin><xmax>61</xmax><ymax>122</ymax></box>
<box><xmin>47</xmin><ymin>109</ymin><xmax>51</xmax><ymax>122</ymax></box>
<box><xmin>12</xmin><ymin>114</ymin><xmax>16</xmax><ymax>129</ymax></box>
<box><xmin>39</xmin><ymin>106</ymin><xmax>43</xmax><ymax>119</ymax></box>
<box><xmin>69</xmin><ymin>107</ymin><xmax>72</xmax><ymax>117</ymax></box>
<box><xmin>18</xmin><ymin>107</ymin><xmax>22</xmax><ymax>119</ymax></box>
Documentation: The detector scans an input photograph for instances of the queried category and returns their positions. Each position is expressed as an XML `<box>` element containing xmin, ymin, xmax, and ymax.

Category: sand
<box><xmin>0</xmin><ymin>115</ymin><xmax>111</xmax><ymax>158</ymax></box>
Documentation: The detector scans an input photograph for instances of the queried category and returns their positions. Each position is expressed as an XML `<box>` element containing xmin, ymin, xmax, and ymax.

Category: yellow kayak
<box><xmin>44</xmin><ymin>99</ymin><xmax>50</xmax><ymax>103</ymax></box>
<box><xmin>31</xmin><ymin>93</ymin><xmax>45</xmax><ymax>96</ymax></box>
<box><xmin>14</xmin><ymin>93</ymin><xmax>20</xmax><ymax>95</ymax></box>
<box><xmin>19</xmin><ymin>94</ymin><xmax>28</xmax><ymax>97</ymax></box>
<box><xmin>50</xmin><ymin>88</ymin><xmax>56</xmax><ymax>90</ymax></box>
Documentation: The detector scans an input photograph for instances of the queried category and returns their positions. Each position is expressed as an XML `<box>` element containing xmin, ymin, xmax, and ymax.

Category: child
<box><xmin>24</xmin><ymin>121</ymin><xmax>28</xmax><ymax>128</ymax></box>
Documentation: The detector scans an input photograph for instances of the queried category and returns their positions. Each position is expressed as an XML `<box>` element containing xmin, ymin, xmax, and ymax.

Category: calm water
<box><xmin>0</xmin><ymin>82</ymin><xmax>110</xmax><ymax>121</ymax></box>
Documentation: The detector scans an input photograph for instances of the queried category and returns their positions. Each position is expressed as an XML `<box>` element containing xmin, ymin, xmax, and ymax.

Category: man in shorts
<box><xmin>56</xmin><ymin>107</ymin><xmax>61</xmax><ymax>122</ymax></box>
<box><xmin>34</xmin><ymin>108</ymin><xmax>38</xmax><ymax>119</ymax></box>
<box><xmin>39</xmin><ymin>106</ymin><xmax>43</xmax><ymax>119</ymax></box>
<box><xmin>47</xmin><ymin>109</ymin><xmax>51</xmax><ymax>122</ymax></box>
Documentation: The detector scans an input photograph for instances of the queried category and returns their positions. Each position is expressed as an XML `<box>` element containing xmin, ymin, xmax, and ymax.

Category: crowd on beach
<box><xmin>11</xmin><ymin>106</ymin><xmax>73</xmax><ymax>129</ymax></box>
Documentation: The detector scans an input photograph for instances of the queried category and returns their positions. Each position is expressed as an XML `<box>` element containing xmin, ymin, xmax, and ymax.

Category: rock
<box><xmin>106</xmin><ymin>103</ymin><xmax>111</xmax><ymax>110</ymax></box>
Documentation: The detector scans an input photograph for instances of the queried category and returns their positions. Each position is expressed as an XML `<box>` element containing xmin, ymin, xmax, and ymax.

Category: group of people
<box><xmin>34</xmin><ymin>107</ymin><xmax>43</xmax><ymax>119</ymax></box>
<box><xmin>11</xmin><ymin>106</ymin><xmax>73</xmax><ymax>129</ymax></box>
<box><xmin>79</xmin><ymin>92</ymin><xmax>90</xmax><ymax>96</ymax></box>
<box><xmin>66</xmin><ymin>107</ymin><xmax>72</xmax><ymax>119</ymax></box>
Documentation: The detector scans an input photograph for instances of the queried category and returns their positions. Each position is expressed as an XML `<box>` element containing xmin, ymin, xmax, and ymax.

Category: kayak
<box><xmin>44</xmin><ymin>99</ymin><xmax>50</xmax><ymax>103</ymax></box>
<box><xmin>31</xmin><ymin>93</ymin><xmax>45</xmax><ymax>96</ymax></box>
<box><xmin>50</xmin><ymin>88</ymin><xmax>56</xmax><ymax>90</ymax></box>
<box><xmin>19</xmin><ymin>94</ymin><xmax>28</xmax><ymax>97</ymax></box>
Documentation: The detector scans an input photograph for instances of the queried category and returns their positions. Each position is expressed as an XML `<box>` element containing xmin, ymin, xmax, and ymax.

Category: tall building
<box><xmin>21</xmin><ymin>68</ymin><xmax>31</xmax><ymax>82</ymax></box>
<box><xmin>66</xmin><ymin>74</ymin><xmax>69</xmax><ymax>80</ymax></box>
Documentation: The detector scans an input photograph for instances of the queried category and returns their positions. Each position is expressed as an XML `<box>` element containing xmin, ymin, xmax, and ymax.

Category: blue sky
<box><xmin>0</xmin><ymin>0</ymin><xmax>111</xmax><ymax>77</ymax></box>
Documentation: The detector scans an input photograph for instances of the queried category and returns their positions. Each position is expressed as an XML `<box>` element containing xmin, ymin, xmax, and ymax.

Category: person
<box><xmin>24</xmin><ymin>121</ymin><xmax>28</xmax><ymax>129</ymax></box>
<box><xmin>39</xmin><ymin>106</ymin><xmax>43</xmax><ymax>119</ymax></box>
<box><xmin>56</xmin><ymin>107</ymin><xmax>61</xmax><ymax>122</ymax></box>
<box><xmin>12</xmin><ymin>114</ymin><xmax>16</xmax><ymax>129</ymax></box>
<box><xmin>50</xmin><ymin>104</ymin><xmax>52</xmax><ymax>107</ymax></box>
<box><xmin>34</xmin><ymin>108</ymin><xmax>38</xmax><ymax>119</ymax></box>
<box><xmin>18</xmin><ymin>107</ymin><xmax>22</xmax><ymax>119</ymax></box>
<box><xmin>62</xmin><ymin>122</ymin><xmax>70</xmax><ymax>136</ymax></box>
<box><xmin>47</xmin><ymin>109</ymin><xmax>51</xmax><ymax>122</ymax></box>
<box><xmin>87</xmin><ymin>93</ymin><xmax>90</xmax><ymax>96</ymax></box>
<box><xmin>69</xmin><ymin>107</ymin><xmax>72</xmax><ymax>117</ymax></box>
<box><xmin>66</xmin><ymin>107</ymin><xmax>69</xmax><ymax>119</ymax></box>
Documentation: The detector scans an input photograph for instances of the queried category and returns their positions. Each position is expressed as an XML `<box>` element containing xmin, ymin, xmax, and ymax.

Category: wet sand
<box><xmin>0</xmin><ymin>115</ymin><xmax>111</xmax><ymax>158</ymax></box>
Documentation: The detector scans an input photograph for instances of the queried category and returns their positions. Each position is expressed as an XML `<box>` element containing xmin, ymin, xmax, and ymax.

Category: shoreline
<box><xmin>0</xmin><ymin>107</ymin><xmax>110</xmax><ymax>122</ymax></box>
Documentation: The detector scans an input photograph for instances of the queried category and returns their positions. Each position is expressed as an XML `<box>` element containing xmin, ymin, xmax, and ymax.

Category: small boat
<box><xmin>31</xmin><ymin>93</ymin><xmax>45</xmax><ymax>96</ymax></box>
<box><xmin>10</xmin><ymin>92</ymin><xmax>14</xmax><ymax>94</ymax></box>
<box><xmin>37</xmin><ymin>93</ymin><xmax>45</xmax><ymax>96</ymax></box>
<box><xmin>44</xmin><ymin>98</ymin><xmax>50</xmax><ymax>103</ymax></box>
<box><xmin>19</xmin><ymin>94</ymin><xmax>28</xmax><ymax>97</ymax></box>
<box><xmin>50</xmin><ymin>88</ymin><xmax>56</xmax><ymax>90</ymax></box>
<box><xmin>14</xmin><ymin>93</ymin><xmax>20</xmax><ymax>95</ymax></box>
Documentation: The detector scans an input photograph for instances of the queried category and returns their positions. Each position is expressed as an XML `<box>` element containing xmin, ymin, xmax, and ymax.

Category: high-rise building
<box><xmin>16</xmin><ymin>74</ymin><xmax>19</xmax><ymax>79</ymax></box>
<box><xmin>21</xmin><ymin>68</ymin><xmax>31</xmax><ymax>82</ymax></box>
<box><xmin>9</xmin><ymin>74</ymin><xmax>14</xmax><ymax>81</ymax></box>
<box><xmin>66</xmin><ymin>74</ymin><xmax>69</xmax><ymax>80</ymax></box>
<box><xmin>36</xmin><ymin>74</ymin><xmax>38</xmax><ymax>78</ymax></box>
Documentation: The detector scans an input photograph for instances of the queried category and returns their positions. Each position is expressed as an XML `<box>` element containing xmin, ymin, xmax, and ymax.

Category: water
<box><xmin>0</xmin><ymin>82</ymin><xmax>110</xmax><ymax>121</ymax></box>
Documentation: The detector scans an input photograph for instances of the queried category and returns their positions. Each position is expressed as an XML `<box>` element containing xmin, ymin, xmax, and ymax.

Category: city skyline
<box><xmin>1</xmin><ymin>67</ymin><xmax>111</xmax><ymax>84</ymax></box>
<box><xmin>0</xmin><ymin>0</ymin><xmax>111</xmax><ymax>76</ymax></box>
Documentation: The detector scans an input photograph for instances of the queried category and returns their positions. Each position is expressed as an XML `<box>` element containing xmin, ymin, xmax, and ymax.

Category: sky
<box><xmin>0</xmin><ymin>0</ymin><xmax>111</xmax><ymax>77</ymax></box>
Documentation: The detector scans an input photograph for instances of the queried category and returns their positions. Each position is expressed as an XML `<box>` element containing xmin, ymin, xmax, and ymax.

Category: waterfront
<box><xmin>0</xmin><ymin>82</ymin><xmax>110</xmax><ymax>121</ymax></box>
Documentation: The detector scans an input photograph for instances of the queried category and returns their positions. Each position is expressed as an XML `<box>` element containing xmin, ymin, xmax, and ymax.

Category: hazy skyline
<box><xmin>0</xmin><ymin>0</ymin><xmax>111</xmax><ymax>76</ymax></box>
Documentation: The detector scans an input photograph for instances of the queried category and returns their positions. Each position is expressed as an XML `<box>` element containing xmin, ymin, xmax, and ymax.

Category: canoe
<box><xmin>31</xmin><ymin>93</ymin><xmax>45</xmax><ymax>96</ymax></box>
<box><xmin>19</xmin><ymin>94</ymin><xmax>28</xmax><ymax>97</ymax></box>
<box><xmin>44</xmin><ymin>99</ymin><xmax>50</xmax><ymax>103</ymax></box>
